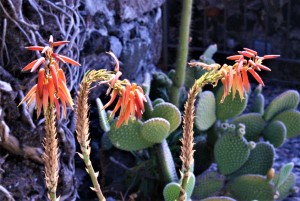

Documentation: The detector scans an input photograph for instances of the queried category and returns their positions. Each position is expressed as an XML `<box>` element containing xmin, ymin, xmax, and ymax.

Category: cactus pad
<box><xmin>272</xmin><ymin>110</ymin><xmax>300</xmax><ymax>138</ymax></box>
<box><xmin>108</xmin><ymin>119</ymin><xmax>153</xmax><ymax>151</ymax></box>
<box><xmin>227</xmin><ymin>175</ymin><xmax>275</xmax><ymax>201</ymax></box>
<box><xmin>151</xmin><ymin>102</ymin><xmax>181</xmax><ymax>133</ymax></box>
<box><xmin>249</xmin><ymin>93</ymin><xmax>265</xmax><ymax>114</ymax></box>
<box><xmin>195</xmin><ymin>91</ymin><xmax>217</xmax><ymax>131</ymax></box>
<box><xmin>141</xmin><ymin>118</ymin><xmax>170</xmax><ymax>143</ymax></box>
<box><xmin>231</xmin><ymin>113</ymin><xmax>265</xmax><ymax>141</ymax></box>
<box><xmin>152</xmin><ymin>98</ymin><xmax>165</xmax><ymax>107</ymax></box>
<box><xmin>274</xmin><ymin>162</ymin><xmax>294</xmax><ymax>188</ymax></box>
<box><xmin>201</xmin><ymin>197</ymin><xmax>236</xmax><ymax>201</ymax></box>
<box><xmin>228</xmin><ymin>142</ymin><xmax>275</xmax><ymax>178</ymax></box>
<box><xmin>262</xmin><ymin>121</ymin><xmax>286</xmax><ymax>147</ymax></box>
<box><xmin>216</xmin><ymin>86</ymin><xmax>247</xmax><ymax>121</ymax></box>
<box><xmin>214</xmin><ymin>133</ymin><xmax>250</xmax><ymax>175</ymax></box>
<box><xmin>263</xmin><ymin>90</ymin><xmax>299</xmax><ymax>121</ymax></box>
<box><xmin>163</xmin><ymin>172</ymin><xmax>195</xmax><ymax>201</ymax></box>
<box><xmin>192</xmin><ymin>171</ymin><xmax>225</xmax><ymax>199</ymax></box>
<box><xmin>163</xmin><ymin>182</ymin><xmax>183</xmax><ymax>201</ymax></box>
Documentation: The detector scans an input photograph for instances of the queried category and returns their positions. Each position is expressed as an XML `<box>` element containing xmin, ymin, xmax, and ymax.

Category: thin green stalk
<box><xmin>170</xmin><ymin>0</ymin><xmax>193</xmax><ymax>107</ymax></box>
<box><xmin>76</xmin><ymin>79</ymin><xmax>106</xmax><ymax>201</ymax></box>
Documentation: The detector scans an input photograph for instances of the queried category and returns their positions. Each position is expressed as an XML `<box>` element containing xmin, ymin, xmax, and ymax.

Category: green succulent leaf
<box><xmin>272</xmin><ymin>110</ymin><xmax>300</xmax><ymax>138</ymax></box>
<box><xmin>216</xmin><ymin>86</ymin><xmax>247</xmax><ymax>121</ymax></box>
<box><xmin>275</xmin><ymin>162</ymin><xmax>294</xmax><ymax>188</ymax></box>
<box><xmin>108</xmin><ymin>119</ymin><xmax>153</xmax><ymax>151</ymax></box>
<box><xmin>262</xmin><ymin>120</ymin><xmax>286</xmax><ymax>148</ymax></box>
<box><xmin>214</xmin><ymin>133</ymin><xmax>250</xmax><ymax>175</ymax></box>
<box><xmin>264</xmin><ymin>90</ymin><xmax>299</xmax><ymax>121</ymax></box>
<box><xmin>273</xmin><ymin>173</ymin><xmax>296</xmax><ymax>200</ymax></box>
<box><xmin>163</xmin><ymin>182</ymin><xmax>182</xmax><ymax>201</ymax></box>
<box><xmin>141</xmin><ymin>118</ymin><xmax>170</xmax><ymax>143</ymax></box>
<box><xmin>227</xmin><ymin>175</ymin><xmax>275</xmax><ymax>201</ymax></box>
<box><xmin>96</xmin><ymin>98</ymin><xmax>110</xmax><ymax>132</ymax></box>
<box><xmin>195</xmin><ymin>91</ymin><xmax>217</xmax><ymax>131</ymax></box>
<box><xmin>231</xmin><ymin>113</ymin><xmax>265</xmax><ymax>141</ymax></box>
<box><xmin>151</xmin><ymin>102</ymin><xmax>181</xmax><ymax>133</ymax></box>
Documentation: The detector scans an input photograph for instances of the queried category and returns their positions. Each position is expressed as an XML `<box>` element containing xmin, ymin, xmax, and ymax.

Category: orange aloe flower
<box><xmin>102</xmin><ymin>82</ymin><xmax>147</xmax><ymax>128</ymax></box>
<box><xmin>19</xmin><ymin>35</ymin><xmax>80</xmax><ymax>119</ymax></box>
<box><xmin>219</xmin><ymin>48</ymin><xmax>279</xmax><ymax>102</ymax></box>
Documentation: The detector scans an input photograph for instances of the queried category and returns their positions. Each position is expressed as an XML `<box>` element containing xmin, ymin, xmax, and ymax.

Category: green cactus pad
<box><xmin>155</xmin><ymin>140</ymin><xmax>178</xmax><ymax>183</ymax></box>
<box><xmin>195</xmin><ymin>91</ymin><xmax>217</xmax><ymax>131</ymax></box>
<box><xmin>228</xmin><ymin>142</ymin><xmax>275</xmax><ymax>178</ymax></box>
<box><xmin>249</xmin><ymin>93</ymin><xmax>265</xmax><ymax>114</ymax></box>
<box><xmin>101</xmin><ymin>132</ymin><xmax>112</xmax><ymax>150</ymax></box>
<box><xmin>216</xmin><ymin>86</ymin><xmax>247</xmax><ymax>121</ymax></box>
<box><xmin>263</xmin><ymin>90</ymin><xmax>300</xmax><ymax>121</ymax></box>
<box><xmin>96</xmin><ymin>98</ymin><xmax>110</xmax><ymax>132</ymax></box>
<box><xmin>152</xmin><ymin>98</ymin><xmax>165</xmax><ymax>107</ymax></box>
<box><xmin>163</xmin><ymin>172</ymin><xmax>195</xmax><ymax>201</ymax></box>
<box><xmin>194</xmin><ymin>139</ymin><xmax>213</xmax><ymax>175</ymax></box>
<box><xmin>214</xmin><ymin>133</ymin><xmax>250</xmax><ymax>175</ymax></box>
<box><xmin>108</xmin><ymin>119</ymin><xmax>153</xmax><ymax>151</ymax></box>
<box><xmin>262</xmin><ymin>121</ymin><xmax>286</xmax><ymax>147</ymax></box>
<box><xmin>163</xmin><ymin>182</ymin><xmax>183</xmax><ymax>201</ymax></box>
<box><xmin>272</xmin><ymin>110</ymin><xmax>300</xmax><ymax>138</ymax></box>
<box><xmin>201</xmin><ymin>197</ymin><xmax>236</xmax><ymax>201</ymax></box>
<box><xmin>192</xmin><ymin>171</ymin><xmax>225</xmax><ymax>199</ymax></box>
<box><xmin>227</xmin><ymin>175</ymin><xmax>275</xmax><ymax>201</ymax></box>
<box><xmin>231</xmin><ymin>113</ymin><xmax>265</xmax><ymax>141</ymax></box>
<box><xmin>151</xmin><ymin>102</ymin><xmax>181</xmax><ymax>133</ymax></box>
<box><xmin>141</xmin><ymin>118</ymin><xmax>170</xmax><ymax>143</ymax></box>
<box><xmin>273</xmin><ymin>173</ymin><xmax>296</xmax><ymax>200</ymax></box>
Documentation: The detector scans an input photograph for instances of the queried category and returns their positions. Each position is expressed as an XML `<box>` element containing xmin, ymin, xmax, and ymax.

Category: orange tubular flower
<box><xmin>220</xmin><ymin>48</ymin><xmax>279</xmax><ymax>102</ymax></box>
<box><xmin>19</xmin><ymin>35</ymin><xmax>80</xmax><ymax>119</ymax></box>
<box><xmin>102</xmin><ymin>82</ymin><xmax>147</xmax><ymax>128</ymax></box>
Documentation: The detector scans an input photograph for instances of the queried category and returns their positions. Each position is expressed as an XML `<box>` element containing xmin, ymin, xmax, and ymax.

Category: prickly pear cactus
<box><xmin>216</xmin><ymin>86</ymin><xmax>247</xmax><ymax>121</ymax></box>
<box><xmin>195</xmin><ymin>91</ymin><xmax>217</xmax><ymax>131</ymax></box>
<box><xmin>151</xmin><ymin>102</ymin><xmax>181</xmax><ymax>133</ymax></box>
<box><xmin>231</xmin><ymin>113</ymin><xmax>265</xmax><ymax>141</ymax></box>
<box><xmin>227</xmin><ymin>174</ymin><xmax>275</xmax><ymax>201</ymax></box>
<box><xmin>163</xmin><ymin>172</ymin><xmax>195</xmax><ymax>201</ymax></box>
<box><xmin>214</xmin><ymin>132</ymin><xmax>250</xmax><ymax>175</ymax></box>
<box><xmin>228</xmin><ymin>142</ymin><xmax>275</xmax><ymax>178</ymax></box>
<box><xmin>141</xmin><ymin>118</ymin><xmax>170</xmax><ymax>143</ymax></box>
<box><xmin>192</xmin><ymin>171</ymin><xmax>225</xmax><ymax>199</ymax></box>
<box><xmin>262</xmin><ymin>120</ymin><xmax>287</xmax><ymax>147</ymax></box>
<box><xmin>272</xmin><ymin>110</ymin><xmax>300</xmax><ymax>138</ymax></box>
<box><xmin>108</xmin><ymin>119</ymin><xmax>153</xmax><ymax>151</ymax></box>
<box><xmin>263</xmin><ymin>90</ymin><xmax>299</xmax><ymax>121</ymax></box>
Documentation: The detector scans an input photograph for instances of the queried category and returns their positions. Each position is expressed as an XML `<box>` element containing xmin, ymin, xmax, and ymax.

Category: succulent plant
<box><xmin>200</xmin><ymin>197</ymin><xmax>236</xmax><ymax>201</ymax></box>
<box><xmin>262</xmin><ymin>120</ymin><xmax>286</xmax><ymax>147</ymax></box>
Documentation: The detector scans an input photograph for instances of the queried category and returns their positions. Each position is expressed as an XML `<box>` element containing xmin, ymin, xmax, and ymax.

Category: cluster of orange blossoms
<box><xmin>216</xmin><ymin>48</ymin><xmax>279</xmax><ymax>102</ymax></box>
<box><xmin>20</xmin><ymin>36</ymin><xmax>147</xmax><ymax>128</ymax></box>
<box><xmin>101</xmin><ymin>53</ymin><xmax>147</xmax><ymax>128</ymax></box>
<box><xmin>19</xmin><ymin>35</ymin><xmax>80</xmax><ymax>118</ymax></box>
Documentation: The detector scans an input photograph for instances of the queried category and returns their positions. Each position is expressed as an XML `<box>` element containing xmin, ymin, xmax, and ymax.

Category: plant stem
<box><xmin>170</xmin><ymin>0</ymin><xmax>193</xmax><ymax>107</ymax></box>
<box><xmin>76</xmin><ymin>79</ymin><xmax>106</xmax><ymax>201</ymax></box>
<box><xmin>44</xmin><ymin>105</ymin><xmax>59</xmax><ymax>201</ymax></box>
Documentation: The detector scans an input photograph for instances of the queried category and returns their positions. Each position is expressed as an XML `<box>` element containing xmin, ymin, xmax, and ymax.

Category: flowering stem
<box><xmin>179</xmin><ymin>73</ymin><xmax>212</xmax><ymax>201</ymax></box>
<box><xmin>44</xmin><ymin>105</ymin><xmax>59</xmax><ymax>201</ymax></box>
<box><xmin>170</xmin><ymin>0</ymin><xmax>193</xmax><ymax>107</ymax></box>
<box><xmin>76</xmin><ymin>77</ymin><xmax>106</xmax><ymax>201</ymax></box>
